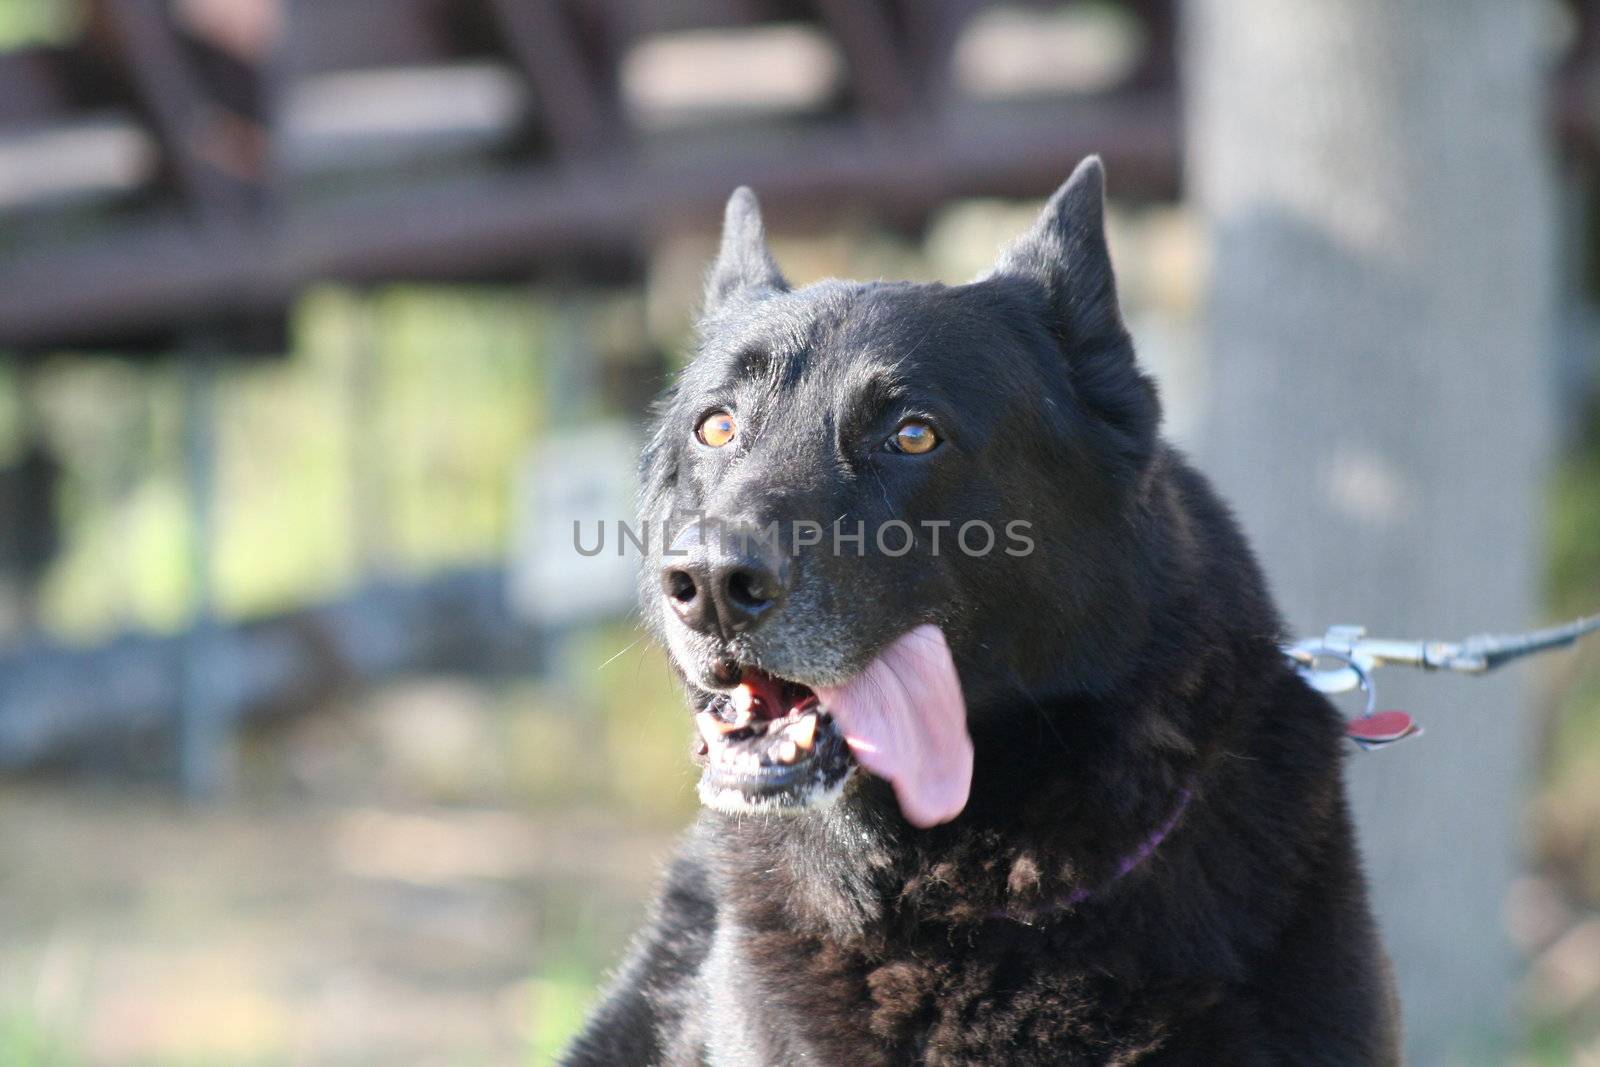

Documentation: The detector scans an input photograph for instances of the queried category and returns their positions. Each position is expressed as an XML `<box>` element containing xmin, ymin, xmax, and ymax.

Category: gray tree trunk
<box><xmin>1183</xmin><ymin>1</ymin><xmax>1555</xmax><ymax>1061</ymax></box>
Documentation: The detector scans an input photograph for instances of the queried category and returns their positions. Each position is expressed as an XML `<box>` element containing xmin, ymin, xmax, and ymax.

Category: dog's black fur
<box><xmin>559</xmin><ymin>159</ymin><xmax>1402</xmax><ymax>1065</ymax></box>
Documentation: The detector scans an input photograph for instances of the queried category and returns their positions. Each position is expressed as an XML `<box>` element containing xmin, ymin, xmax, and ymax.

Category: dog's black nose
<box><xmin>662</xmin><ymin>556</ymin><xmax>784</xmax><ymax>635</ymax></box>
<box><xmin>716</xmin><ymin>558</ymin><xmax>781</xmax><ymax>629</ymax></box>
<box><xmin>662</xmin><ymin>524</ymin><xmax>788</xmax><ymax>636</ymax></box>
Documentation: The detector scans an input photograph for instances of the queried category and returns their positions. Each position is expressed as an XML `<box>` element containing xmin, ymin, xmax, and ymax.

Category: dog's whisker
<box><xmin>869</xmin><ymin>465</ymin><xmax>895</xmax><ymax>517</ymax></box>
<box><xmin>597</xmin><ymin>638</ymin><xmax>643</xmax><ymax>671</ymax></box>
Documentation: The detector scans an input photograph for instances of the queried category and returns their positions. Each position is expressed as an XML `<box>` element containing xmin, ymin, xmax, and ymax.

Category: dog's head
<box><xmin>639</xmin><ymin>158</ymin><xmax>1161</xmax><ymax>825</ymax></box>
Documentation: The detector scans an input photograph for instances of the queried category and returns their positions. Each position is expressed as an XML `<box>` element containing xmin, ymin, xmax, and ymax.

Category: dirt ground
<box><xmin>0</xmin><ymin>677</ymin><xmax>683</xmax><ymax>1067</ymax></box>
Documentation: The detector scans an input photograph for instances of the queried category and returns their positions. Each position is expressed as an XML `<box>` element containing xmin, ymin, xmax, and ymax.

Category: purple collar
<box><xmin>989</xmin><ymin>784</ymin><xmax>1195</xmax><ymax>925</ymax></box>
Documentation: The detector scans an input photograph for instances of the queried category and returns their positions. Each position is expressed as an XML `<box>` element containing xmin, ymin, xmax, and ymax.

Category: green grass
<box><xmin>0</xmin><ymin>0</ymin><xmax>80</xmax><ymax>52</ymax></box>
<box><xmin>524</xmin><ymin>878</ymin><xmax>654</xmax><ymax>1066</ymax></box>
<box><xmin>527</xmin><ymin>957</ymin><xmax>607</xmax><ymax>1066</ymax></box>
<box><xmin>1546</xmin><ymin>420</ymin><xmax>1600</xmax><ymax>621</ymax></box>
<box><xmin>1523</xmin><ymin>1018</ymin><xmax>1586</xmax><ymax>1066</ymax></box>
<box><xmin>1543</xmin><ymin>414</ymin><xmax>1600</xmax><ymax>823</ymax></box>
<box><xmin>0</xmin><ymin>1004</ymin><xmax>77</xmax><ymax>1067</ymax></box>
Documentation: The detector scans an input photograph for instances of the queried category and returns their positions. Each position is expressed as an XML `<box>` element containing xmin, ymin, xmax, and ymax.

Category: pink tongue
<box><xmin>816</xmin><ymin>625</ymin><xmax>973</xmax><ymax>828</ymax></box>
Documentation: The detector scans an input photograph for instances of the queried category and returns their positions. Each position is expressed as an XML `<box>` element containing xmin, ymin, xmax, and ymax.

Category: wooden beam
<box><xmin>0</xmin><ymin>93</ymin><xmax>1180</xmax><ymax>348</ymax></box>
<box><xmin>280</xmin><ymin>0</ymin><xmax>486</xmax><ymax>77</ymax></box>
<box><xmin>579</xmin><ymin>0</ymin><xmax>810</xmax><ymax>37</ymax></box>
<box><xmin>96</xmin><ymin>0</ymin><xmax>248</xmax><ymax>223</ymax></box>
<box><xmin>1123</xmin><ymin>0</ymin><xmax>1179</xmax><ymax>91</ymax></box>
<box><xmin>810</xmin><ymin>0</ymin><xmax>915</xmax><ymax>119</ymax></box>
<box><xmin>488</xmin><ymin>0</ymin><xmax>618</xmax><ymax>158</ymax></box>
<box><xmin>0</xmin><ymin>51</ymin><xmax>78</xmax><ymax>125</ymax></box>
<box><xmin>893</xmin><ymin>0</ymin><xmax>982</xmax><ymax>109</ymax></box>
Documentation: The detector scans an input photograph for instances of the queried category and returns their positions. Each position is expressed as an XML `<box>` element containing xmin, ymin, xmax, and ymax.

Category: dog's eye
<box><xmin>890</xmin><ymin>420</ymin><xmax>939</xmax><ymax>455</ymax></box>
<box><xmin>696</xmin><ymin>410</ymin><xmax>738</xmax><ymax>448</ymax></box>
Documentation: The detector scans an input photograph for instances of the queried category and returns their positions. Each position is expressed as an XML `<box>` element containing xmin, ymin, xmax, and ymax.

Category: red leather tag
<box><xmin>1346</xmin><ymin>710</ymin><xmax>1421</xmax><ymax>748</ymax></box>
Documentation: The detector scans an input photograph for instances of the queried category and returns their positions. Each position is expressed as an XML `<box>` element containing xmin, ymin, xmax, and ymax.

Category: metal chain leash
<box><xmin>1284</xmin><ymin>615</ymin><xmax>1600</xmax><ymax>749</ymax></box>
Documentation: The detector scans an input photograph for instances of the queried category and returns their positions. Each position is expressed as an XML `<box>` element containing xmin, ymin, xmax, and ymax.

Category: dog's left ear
<box><xmin>987</xmin><ymin>156</ymin><xmax>1159</xmax><ymax>478</ymax></box>
<box><xmin>989</xmin><ymin>156</ymin><xmax>1123</xmax><ymax>344</ymax></box>
<box><xmin>703</xmin><ymin>186</ymin><xmax>789</xmax><ymax>318</ymax></box>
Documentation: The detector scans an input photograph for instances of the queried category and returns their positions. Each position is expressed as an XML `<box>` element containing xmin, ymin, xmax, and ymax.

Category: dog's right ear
<box><xmin>703</xmin><ymin>187</ymin><xmax>788</xmax><ymax>317</ymax></box>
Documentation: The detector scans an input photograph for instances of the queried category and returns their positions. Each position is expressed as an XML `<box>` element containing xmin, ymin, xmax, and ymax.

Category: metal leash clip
<box><xmin>1283</xmin><ymin>616</ymin><xmax>1600</xmax><ymax>751</ymax></box>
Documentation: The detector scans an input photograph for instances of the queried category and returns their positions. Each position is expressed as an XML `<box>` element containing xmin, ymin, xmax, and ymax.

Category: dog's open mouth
<box><xmin>689</xmin><ymin>626</ymin><xmax>975</xmax><ymax>825</ymax></box>
<box><xmin>694</xmin><ymin>670</ymin><xmax>856</xmax><ymax>814</ymax></box>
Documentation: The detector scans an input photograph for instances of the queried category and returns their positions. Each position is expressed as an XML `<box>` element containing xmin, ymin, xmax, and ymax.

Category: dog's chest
<box><xmin>695</xmin><ymin>918</ymin><xmax>1192</xmax><ymax>1067</ymax></box>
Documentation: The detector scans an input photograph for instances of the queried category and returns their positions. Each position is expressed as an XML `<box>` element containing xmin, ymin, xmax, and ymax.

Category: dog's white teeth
<box><xmin>784</xmin><ymin>715</ymin><xmax>817</xmax><ymax>750</ymax></box>
<box><xmin>775</xmin><ymin>740</ymin><xmax>799</xmax><ymax>764</ymax></box>
<box><xmin>696</xmin><ymin>712</ymin><xmax>732</xmax><ymax>745</ymax></box>
<box><xmin>731</xmin><ymin>685</ymin><xmax>756</xmax><ymax>724</ymax></box>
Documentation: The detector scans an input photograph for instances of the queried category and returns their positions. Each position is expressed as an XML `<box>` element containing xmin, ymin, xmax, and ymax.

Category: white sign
<box><xmin>509</xmin><ymin>422</ymin><xmax>641</xmax><ymax>626</ymax></box>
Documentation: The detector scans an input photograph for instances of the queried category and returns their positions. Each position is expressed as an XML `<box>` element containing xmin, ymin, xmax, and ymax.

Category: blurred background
<box><xmin>0</xmin><ymin>0</ymin><xmax>1595</xmax><ymax>1063</ymax></box>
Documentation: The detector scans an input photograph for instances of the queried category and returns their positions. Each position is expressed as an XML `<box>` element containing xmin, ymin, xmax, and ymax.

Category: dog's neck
<box><xmin>703</xmin><ymin>664</ymin><xmax>1219</xmax><ymax>944</ymax></box>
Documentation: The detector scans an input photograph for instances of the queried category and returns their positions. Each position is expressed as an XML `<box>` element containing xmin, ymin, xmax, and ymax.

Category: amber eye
<box><xmin>696</xmin><ymin>409</ymin><xmax>738</xmax><ymax>448</ymax></box>
<box><xmin>891</xmin><ymin>420</ymin><xmax>939</xmax><ymax>455</ymax></box>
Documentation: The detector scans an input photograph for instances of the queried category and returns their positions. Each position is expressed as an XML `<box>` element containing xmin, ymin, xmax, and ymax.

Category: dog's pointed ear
<box><xmin>703</xmin><ymin>187</ymin><xmax>788</xmax><ymax>317</ymax></box>
<box><xmin>988</xmin><ymin>157</ymin><xmax>1159</xmax><ymax>482</ymax></box>
<box><xmin>988</xmin><ymin>156</ymin><xmax>1122</xmax><ymax>342</ymax></box>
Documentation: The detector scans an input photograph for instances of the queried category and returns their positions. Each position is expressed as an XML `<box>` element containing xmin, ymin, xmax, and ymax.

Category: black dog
<box><xmin>560</xmin><ymin>158</ymin><xmax>1402</xmax><ymax>1065</ymax></box>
